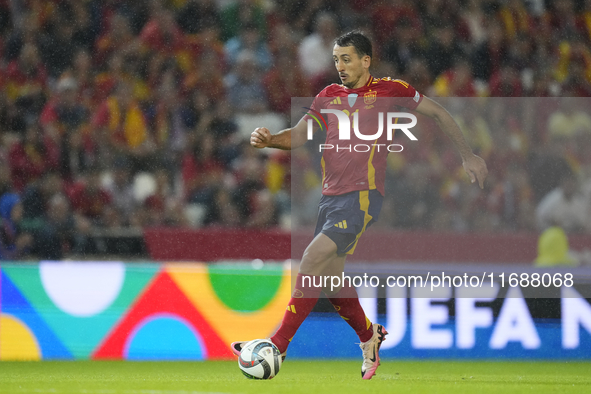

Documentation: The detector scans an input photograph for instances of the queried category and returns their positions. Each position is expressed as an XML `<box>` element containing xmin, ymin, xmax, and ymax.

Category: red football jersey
<box><xmin>307</xmin><ymin>75</ymin><xmax>423</xmax><ymax>196</ymax></box>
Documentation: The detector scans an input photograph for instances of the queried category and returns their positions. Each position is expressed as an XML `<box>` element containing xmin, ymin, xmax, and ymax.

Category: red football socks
<box><xmin>328</xmin><ymin>285</ymin><xmax>374</xmax><ymax>343</ymax></box>
<box><xmin>270</xmin><ymin>273</ymin><xmax>321</xmax><ymax>353</ymax></box>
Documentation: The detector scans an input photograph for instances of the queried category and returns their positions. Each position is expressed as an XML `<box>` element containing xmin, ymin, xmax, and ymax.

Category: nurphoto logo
<box><xmin>304</xmin><ymin>107</ymin><xmax>418</xmax><ymax>152</ymax></box>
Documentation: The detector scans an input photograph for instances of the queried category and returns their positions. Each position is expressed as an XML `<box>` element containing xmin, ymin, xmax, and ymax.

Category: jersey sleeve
<box><xmin>385</xmin><ymin>79</ymin><xmax>423</xmax><ymax>110</ymax></box>
<box><xmin>302</xmin><ymin>86</ymin><xmax>330</xmax><ymax>126</ymax></box>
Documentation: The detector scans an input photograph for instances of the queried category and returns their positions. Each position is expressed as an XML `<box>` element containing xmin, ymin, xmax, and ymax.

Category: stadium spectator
<box><xmin>219</xmin><ymin>0</ymin><xmax>266</xmax><ymax>42</ymax></box>
<box><xmin>182</xmin><ymin>49</ymin><xmax>226</xmax><ymax>102</ymax></box>
<box><xmin>382</xmin><ymin>17</ymin><xmax>425</xmax><ymax>75</ymax></box>
<box><xmin>0</xmin><ymin>164</ymin><xmax>12</xmax><ymax>198</ymax></box>
<box><xmin>202</xmin><ymin>186</ymin><xmax>240</xmax><ymax>227</ymax></box>
<box><xmin>94</xmin><ymin>14</ymin><xmax>136</xmax><ymax>68</ymax></box>
<box><xmin>20</xmin><ymin>170</ymin><xmax>63</xmax><ymax>234</ymax></box>
<box><xmin>142</xmin><ymin>168</ymin><xmax>183</xmax><ymax>227</ymax></box>
<box><xmin>298</xmin><ymin>12</ymin><xmax>339</xmax><ymax>80</ymax></box>
<box><xmin>547</xmin><ymin>97</ymin><xmax>591</xmax><ymax>139</ymax></box>
<box><xmin>551</xmin><ymin>0</ymin><xmax>581</xmax><ymax>38</ymax></box>
<box><xmin>4</xmin><ymin>12</ymin><xmax>43</xmax><ymax>62</ymax></box>
<box><xmin>582</xmin><ymin>0</ymin><xmax>591</xmax><ymax>39</ymax></box>
<box><xmin>181</xmin><ymin>89</ymin><xmax>215</xmax><ymax>131</ymax></box>
<box><xmin>4</xmin><ymin>43</ymin><xmax>47</xmax><ymax>133</ymax></box>
<box><xmin>488</xmin><ymin>163</ymin><xmax>535</xmax><ymax>231</ymax></box>
<box><xmin>152</xmin><ymin>75</ymin><xmax>189</xmax><ymax>171</ymax></box>
<box><xmin>231</xmin><ymin>140</ymin><xmax>276</xmax><ymax>228</ymax></box>
<box><xmin>460</xmin><ymin>0</ymin><xmax>488</xmax><ymax>45</ymax></box>
<box><xmin>455</xmin><ymin>102</ymin><xmax>493</xmax><ymax>159</ymax></box>
<box><xmin>41</xmin><ymin>9</ymin><xmax>79</xmax><ymax>78</ymax></box>
<box><xmin>182</xmin><ymin>131</ymin><xmax>224</xmax><ymax>205</ymax></box>
<box><xmin>489</xmin><ymin>61</ymin><xmax>523</xmax><ymax>97</ymax></box>
<box><xmin>59</xmin><ymin>126</ymin><xmax>96</xmax><ymax>185</ymax></box>
<box><xmin>208</xmin><ymin>99</ymin><xmax>239</xmax><ymax>141</ymax></box>
<box><xmin>536</xmin><ymin>171</ymin><xmax>589</xmax><ymax>233</ymax></box>
<box><xmin>40</xmin><ymin>75</ymin><xmax>89</xmax><ymax>142</ymax></box>
<box><xmin>0</xmin><ymin>0</ymin><xmax>8</xmax><ymax>35</ymax></box>
<box><xmin>71</xmin><ymin>50</ymin><xmax>95</xmax><ymax>109</ymax></box>
<box><xmin>176</xmin><ymin>0</ymin><xmax>221</xmax><ymax>35</ymax></box>
<box><xmin>103</xmin><ymin>157</ymin><xmax>136</xmax><ymax>226</ymax></box>
<box><xmin>68</xmin><ymin>0</ymin><xmax>96</xmax><ymax>53</ymax></box>
<box><xmin>267</xmin><ymin>22</ymin><xmax>297</xmax><ymax>58</ymax></box>
<box><xmin>526</xmin><ymin>67</ymin><xmax>556</xmax><ymax>97</ymax></box>
<box><xmin>426</xmin><ymin>22</ymin><xmax>465</xmax><ymax>80</ymax></box>
<box><xmin>263</xmin><ymin>50</ymin><xmax>311</xmax><ymax>115</ymax></box>
<box><xmin>472</xmin><ymin>20</ymin><xmax>509</xmax><ymax>81</ymax></box>
<box><xmin>224</xmin><ymin>51</ymin><xmax>269</xmax><ymax>114</ymax></box>
<box><xmin>432</xmin><ymin>57</ymin><xmax>478</xmax><ymax>97</ymax></box>
<box><xmin>139</xmin><ymin>7</ymin><xmax>185</xmax><ymax>56</ymax></box>
<box><xmin>67</xmin><ymin>166</ymin><xmax>113</xmax><ymax>226</ymax></box>
<box><xmin>391</xmin><ymin>164</ymin><xmax>440</xmax><ymax>229</ymax></box>
<box><xmin>371</xmin><ymin>0</ymin><xmax>421</xmax><ymax>45</ymax></box>
<box><xmin>35</xmin><ymin>193</ymin><xmax>93</xmax><ymax>259</ymax></box>
<box><xmin>561</xmin><ymin>59</ymin><xmax>591</xmax><ymax>97</ymax></box>
<box><xmin>403</xmin><ymin>58</ymin><xmax>432</xmax><ymax>94</ymax></box>
<box><xmin>421</xmin><ymin>0</ymin><xmax>470</xmax><ymax>42</ymax></box>
<box><xmin>507</xmin><ymin>33</ymin><xmax>535</xmax><ymax>73</ymax></box>
<box><xmin>0</xmin><ymin>192</ymin><xmax>32</xmax><ymax>260</ymax></box>
<box><xmin>498</xmin><ymin>0</ymin><xmax>533</xmax><ymax>40</ymax></box>
<box><xmin>92</xmin><ymin>81</ymin><xmax>156</xmax><ymax>171</ymax></box>
<box><xmin>8</xmin><ymin>123</ymin><xmax>59</xmax><ymax>192</ymax></box>
<box><xmin>224</xmin><ymin>23</ymin><xmax>272</xmax><ymax>72</ymax></box>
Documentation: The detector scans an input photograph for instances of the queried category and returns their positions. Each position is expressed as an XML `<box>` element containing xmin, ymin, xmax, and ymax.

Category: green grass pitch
<box><xmin>0</xmin><ymin>360</ymin><xmax>589</xmax><ymax>394</ymax></box>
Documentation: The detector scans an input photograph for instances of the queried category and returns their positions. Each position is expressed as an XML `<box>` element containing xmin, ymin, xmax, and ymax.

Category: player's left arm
<box><xmin>415</xmin><ymin>96</ymin><xmax>488</xmax><ymax>189</ymax></box>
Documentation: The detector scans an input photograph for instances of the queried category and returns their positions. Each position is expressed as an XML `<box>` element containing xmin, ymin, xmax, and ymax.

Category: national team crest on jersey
<box><xmin>364</xmin><ymin>91</ymin><xmax>377</xmax><ymax>104</ymax></box>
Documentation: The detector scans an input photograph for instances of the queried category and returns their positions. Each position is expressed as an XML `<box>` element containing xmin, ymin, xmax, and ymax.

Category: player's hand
<box><xmin>462</xmin><ymin>154</ymin><xmax>488</xmax><ymax>189</ymax></box>
<box><xmin>251</xmin><ymin>127</ymin><xmax>272</xmax><ymax>149</ymax></box>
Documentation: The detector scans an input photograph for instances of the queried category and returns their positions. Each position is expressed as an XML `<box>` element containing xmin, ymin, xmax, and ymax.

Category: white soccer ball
<box><xmin>238</xmin><ymin>339</ymin><xmax>282</xmax><ymax>379</ymax></box>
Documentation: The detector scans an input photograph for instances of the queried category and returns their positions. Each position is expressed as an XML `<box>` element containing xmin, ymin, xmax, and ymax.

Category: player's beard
<box><xmin>341</xmin><ymin>73</ymin><xmax>361</xmax><ymax>89</ymax></box>
<box><xmin>342</xmin><ymin>77</ymin><xmax>358</xmax><ymax>89</ymax></box>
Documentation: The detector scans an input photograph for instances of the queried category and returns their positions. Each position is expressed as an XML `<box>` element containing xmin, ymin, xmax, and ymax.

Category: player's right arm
<box><xmin>250</xmin><ymin>117</ymin><xmax>310</xmax><ymax>150</ymax></box>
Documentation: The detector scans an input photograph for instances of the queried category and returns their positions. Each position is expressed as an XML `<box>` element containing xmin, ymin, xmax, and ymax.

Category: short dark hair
<box><xmin>334</xmin><ymin>30</ymin><xmax>372</xmax><ymax>59</ymax></box>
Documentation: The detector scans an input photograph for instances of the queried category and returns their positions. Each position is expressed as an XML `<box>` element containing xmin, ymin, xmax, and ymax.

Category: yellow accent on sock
<box><xmin>366</xmin><ymin>317</ymin><xmax>372</xmax><ymax>330</ymax></box>
<box><xmin>341</xmin><ymin>316</ymin><xmax>350</xmax><ymax>321</ymax></box>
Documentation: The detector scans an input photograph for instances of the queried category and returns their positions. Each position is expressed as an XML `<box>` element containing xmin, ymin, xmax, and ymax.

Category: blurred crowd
<box><xmin>0</xmin><ymin>0</ymin><xmax>591</xmax><ymax>259</ymax></box>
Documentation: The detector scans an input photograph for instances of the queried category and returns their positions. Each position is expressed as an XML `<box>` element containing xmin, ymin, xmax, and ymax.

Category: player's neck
<box><xmin>347</xmin><ymin>73</ymin><xmax>371</xmax><ymax>90</ymax></box>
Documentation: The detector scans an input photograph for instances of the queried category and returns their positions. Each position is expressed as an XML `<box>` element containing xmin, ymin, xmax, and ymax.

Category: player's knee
<box><xmin>302</xmin><ymin>246</ymin><xmax>334</xmax><ymax>266</ymax></box>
